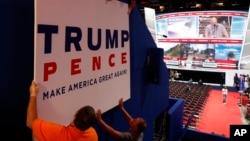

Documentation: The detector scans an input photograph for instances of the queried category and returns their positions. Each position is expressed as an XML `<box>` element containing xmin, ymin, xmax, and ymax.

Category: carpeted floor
<box><xmin>196</xmin><ymin>89</ymin><xmax>242</xmax><ymax>137</ymax></box>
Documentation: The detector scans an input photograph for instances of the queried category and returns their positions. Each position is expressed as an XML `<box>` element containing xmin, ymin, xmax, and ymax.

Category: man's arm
<box><xmin>119</xmin><ymin>98</ymin><xmax>133</xmax><ymax>124</ymax></box>
<box><xmin>221</xmin><ymin>25</ymin><xmax>229</xmax><ymax>38</ymax></box>
<box><xmin>96</xmin><ymin>109</ymin><xmax>121</xmax><ymax>140</ymax></box>
<box><xmin>224</xmin><ymin>32</ymin><xmax>229</xmax><ymax>38</ymax></box>
<box><xmin>204</xmin><ymin>26</ymin><xmax>209</xmax><ymax>38</ymax></box>
<box><xmin>127</xmin><ymin>0</ymin><xmax>136</xmax><ymax>15</ymax></box>
<box><xmin>26</xmin><ymin>80</ymin><xmax>39</xmax><ymax>129</ymax></box>
<box><xmin>223</xmin><ymin>30</ymin><xmax>229</xmax><ymax>38</ymax></box>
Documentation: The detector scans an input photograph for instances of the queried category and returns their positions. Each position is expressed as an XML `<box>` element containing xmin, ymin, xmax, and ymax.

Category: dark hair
<box><xmin>73</xmin><ymin>106</ymin><xmax>96</xmax><ymax>131</ymax></box>
<box><xmin>136</xmin><ymin>118</ymin><xmax>147</xmax><ymax>133</ymax></box>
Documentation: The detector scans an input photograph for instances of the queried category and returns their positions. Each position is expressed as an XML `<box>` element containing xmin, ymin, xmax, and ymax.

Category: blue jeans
<box><xmin>223</xmin><ymin>94</ymin><xmax>227</xmax><ymax>103</ymax></box>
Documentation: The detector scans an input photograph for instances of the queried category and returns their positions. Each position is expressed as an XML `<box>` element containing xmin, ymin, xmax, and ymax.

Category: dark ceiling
<box><xmin>137</xmin><ymin>0</ymin><xmax>250</xmax><ymax>14</ymax></box>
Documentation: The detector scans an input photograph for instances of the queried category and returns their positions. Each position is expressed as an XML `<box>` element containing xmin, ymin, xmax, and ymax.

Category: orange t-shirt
<box><xmin>32</xmin><ymin>119</ymin><xmax>98</xmax><ymax>141</ymax></box>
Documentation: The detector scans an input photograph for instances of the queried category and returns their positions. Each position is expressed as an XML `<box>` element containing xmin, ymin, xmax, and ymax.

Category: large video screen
<box><xmin>156</xmin><ymin>11</ymin><xmax>248</xmax><ymax>70</ymax></box>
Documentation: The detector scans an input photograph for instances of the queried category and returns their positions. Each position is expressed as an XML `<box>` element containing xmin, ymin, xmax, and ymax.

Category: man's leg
<box><xmin>223</xmin><ymin>95</ymin><xmax>226</xmax><ymax>103</ymax></box>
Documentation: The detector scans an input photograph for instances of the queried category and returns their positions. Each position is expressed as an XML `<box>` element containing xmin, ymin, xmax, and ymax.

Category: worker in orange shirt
<box><xmin>26</xmin><ymin>80</ymin><xmax>98</xmax><ymax>141</ymax></box>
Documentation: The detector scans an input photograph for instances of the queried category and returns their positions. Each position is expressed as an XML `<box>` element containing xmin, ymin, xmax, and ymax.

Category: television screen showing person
<box><xmin>205</xmin><ymin>17</ymin><xmax>229</xmax><ymax>38</ymax></box>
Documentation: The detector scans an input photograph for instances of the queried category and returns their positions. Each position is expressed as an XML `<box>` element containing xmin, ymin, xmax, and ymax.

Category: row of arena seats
<box><xmin>245</xmin><ymin>100</ymin><xmax>250</xmax><ymax>123</ymax></box>
<box><xmin>169</xmin><ymin>81</ymin><xmax>212</xmax><ymax>129</ymax></box>
<box><xmin>247</xmin><ymin>106</ymin><xmax>250</xmax><ymax>119</ymax></box>
<box><xmin>238</xmin><ymin>93</ymin><xmax>250</xmax><ymax>124</ymax></box>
